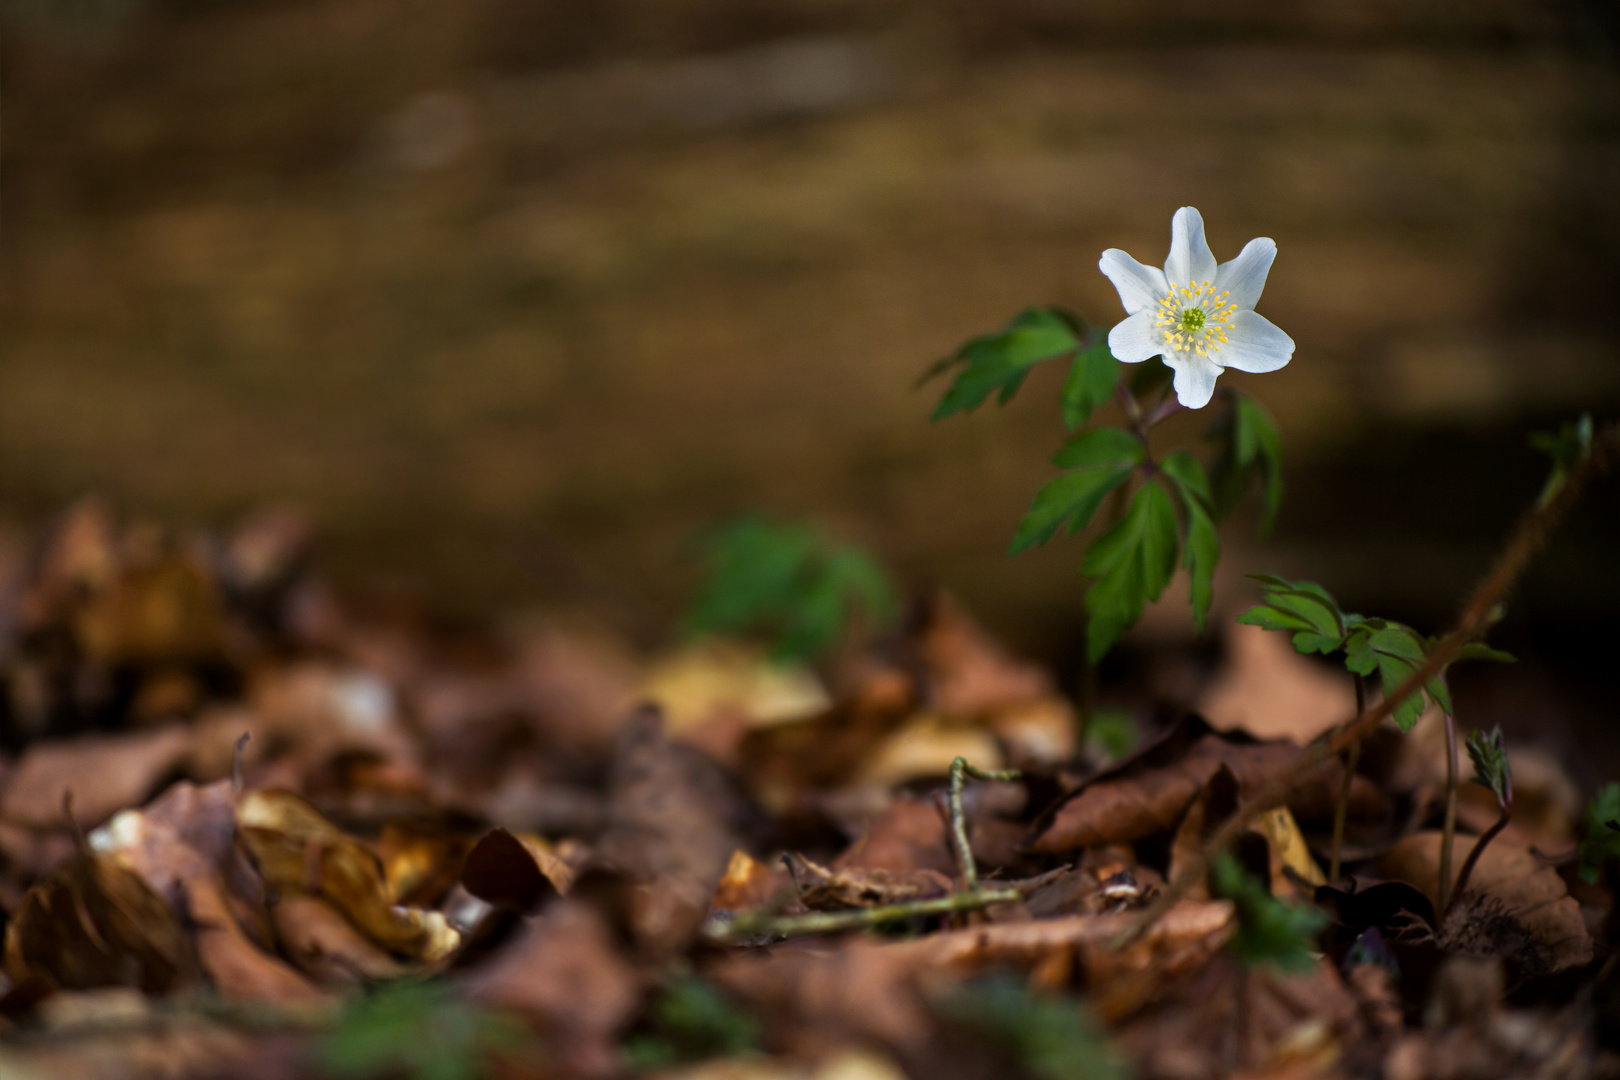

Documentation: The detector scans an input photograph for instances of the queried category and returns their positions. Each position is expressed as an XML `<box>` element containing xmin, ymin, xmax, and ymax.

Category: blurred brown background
<box><xmin>3</xmin><ymin>0</ymin><xmax>1618</xmax><ymax>678</ymax></box>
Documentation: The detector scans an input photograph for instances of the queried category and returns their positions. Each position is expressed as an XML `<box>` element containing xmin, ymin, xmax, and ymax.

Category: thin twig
<box><xmin>949</xmin><ymin>755</ymin><xmax>1021</xmax><ymax>892</ymax></box>
<box><xmin>702</xmin><ymin>888</ymin><xmax>1024</xmax><ymax>944</ymax></box>
<box><xmin>1119</xmin><ymin>422</ymin><xmax>1618</xmax><ymax>946</ymax></box>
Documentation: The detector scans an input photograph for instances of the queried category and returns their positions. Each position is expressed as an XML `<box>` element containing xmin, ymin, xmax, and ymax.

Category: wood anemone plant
<box><xmin>1448</xmin><ymin>725</ymin><xmax>1514</xmax><ymax>918</ymax></box>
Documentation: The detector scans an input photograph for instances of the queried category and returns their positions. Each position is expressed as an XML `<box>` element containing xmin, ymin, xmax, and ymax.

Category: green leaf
<box><xmin>1454</xmin><ymin>643</ymin><xmax>1517</xmax><ymax>665</ymax></box>
<box><xmin>1080</xmin><ymin>482</ymin><xmax>1178</xmax><ymax>662</ymax></box>
<box><xmin>934</xmin><ymin>979</ymin><xmax>1130</xmax><ymax>1080</ymax></box>
<box><xmin>685</xmin><ymin>517</ymin><xmax>898</xmax><ymax>662</ymax></box>
<box><xmin>1012</xmin><ymin>428</ymin><xmax>1144</xmax><ymax>555</ymax></box>
<box><xmin>1266</xmin><ymin>592</ymin><xmax>1344</xmax><ymax>641</ymax></box>
<box><xmin>926</xmin><ymin>308</ymin><xmax>1084</xmax><ymax>420</ymax></box>
<box><xmin>1291</xmin><ymin>632</ymin><xmax>1341</xmax><ymax>655</ymax></box>
<box><xmin>322</xmin><ymin>983</ymin><xmax>529</xmax><ymax>1080</ymax></box>
<box><xmin>1236</xmin><ymin>605</ymin><xmax>1316</xmax><ymax>633</ymax></box>
<box><xmin>1060</xmin><ymin>338</ymin><xmax>1121</xmax><ymax>430</ymax></box>
<box><xmin>1578</xmin><ymin>783</ymin><xmax>1620</xmax><ymax>885</ymax></box>
<box><xmin>1010</xmin><ymin>469</ymin><xmax>1136</xmax><ymax>554</ymax></box>
<box><xmin>624</xmin><ymin>975</ymin><xmax>762</xmax><ymax>1070</ymax></box>
<box><xmin>1208</xmin><ymin>392</ymin><xmax>1285</xmax><ymax>531</ymax></box>
<box><xmin>1211</xmin><ymin>853</ymin><xmax>1328</xmax><ymax>972</ymax></box>
<box><xmin>1051</xmin><ymin>426</ymin><xmax>1145</xmax><ymax>469</ymax></box>
<box><xmin>1084</xmin><ymin>709</ymin><xmax>1141</xmax><ymax>763</ymax></box>
<box><xmin>1160</xmin><ymin>450</ymin><xmax>1219</xmax><ymax>634</ymax></box>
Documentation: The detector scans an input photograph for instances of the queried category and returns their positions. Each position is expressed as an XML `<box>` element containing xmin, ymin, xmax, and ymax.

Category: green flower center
<box><xmin>1180</xmin><ymin>308</ymin><xmax>1206</xmax><ymax>332</ymax></box>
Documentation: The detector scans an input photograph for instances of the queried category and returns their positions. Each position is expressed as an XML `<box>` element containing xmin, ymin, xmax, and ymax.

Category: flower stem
<box><xmin>1328</xmin><ymin>674</ymin><xmax>1367</xmax><ymax>881</ymax></box>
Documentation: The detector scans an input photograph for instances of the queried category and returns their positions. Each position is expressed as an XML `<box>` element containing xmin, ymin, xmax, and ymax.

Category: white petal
<box><xmin>1107</xmin><ymin>311</ymin><xmax>1162</xmax><ymax>363</ymax></box>
<box><xmin>1098</xmin><ymin>249</ymin><xmax>1168</xmax><ymax>315</ymax></box>
<box><xmin>1165</xmin><ymin>352</ymin><xmax>1223</xmax><ymax>409</ymax></box>
<box><xmin>1214</xmin><ymin>237</ymin><xmax>1276</xmax><ymax>311</ymax></box>
<box><xmin>1164</xmin><ymin>207</ymin><xmax>1217</xmax><ymax>288</ymax></box>
<box><xmin>1217</xmin><ymin>310</ymin><xmax>1294</xmax><ymax>373</ymax></box>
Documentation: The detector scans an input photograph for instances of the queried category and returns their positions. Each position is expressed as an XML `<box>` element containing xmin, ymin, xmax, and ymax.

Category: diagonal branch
<box><xmin>1120</xmin><ymin>421</ymin><xmax>1619</xmax><ymax>945</ymax></box>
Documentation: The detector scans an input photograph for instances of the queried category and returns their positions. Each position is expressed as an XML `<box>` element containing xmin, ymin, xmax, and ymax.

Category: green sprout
<box><xmin>1449</xmin><ymin>726</ymin><xmax>1514</xmax><ymax>917</ymax></box>
<box><xmin>935</xmin><ymin>978</ymin><xmax>1130</xmax><ymax>1080</ymax></box>
<box><xmin>622</xmin><ymin>975</ymin><xmax>761</xmax><ymax>1071</ymax></box>
<box><xmin>319</xmin><ymin>982</ymin><xmax>531</xmax><ymax>1080</ymax></box>
<box><xmin>1210</xmin><ymin>852</ymin><xmax>1327</xmax><ymax>973</ymax></box>
<box><xmin>684</xmin><ymin>515</ymin><xmax>898</xmax><ymax>663</ymax></box>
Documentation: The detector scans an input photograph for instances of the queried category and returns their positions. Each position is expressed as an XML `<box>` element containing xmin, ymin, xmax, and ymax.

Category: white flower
<box><xmin>1098</xmin><ymin>207</ymin><xmax>1294</xmax><ymax>409</ymax></box>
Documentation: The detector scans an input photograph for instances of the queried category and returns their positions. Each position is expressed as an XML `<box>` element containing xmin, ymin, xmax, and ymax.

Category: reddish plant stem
<box><xmin>1438</xmin><ymin>704</ymin><xmax>1459</xmax><ymax>914</ymax></box>
<box><xmin>1328</xmin><ymin>674</ymin><xmax>1367</xmax><ymax>882</ymax></box>
<box><xmin>1447</xmin><ymin>810</ymin><xmax>1510</xmax><ymax>920</ymax></box>
<box><xmin>1119</xmin><ymin>422</ymin><xmax>1618</xmax><ymax>946</ymax></box>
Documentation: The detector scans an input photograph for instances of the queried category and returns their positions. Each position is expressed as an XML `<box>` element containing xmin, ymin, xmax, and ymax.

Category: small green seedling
<box><xmin>935</xmin><ymin>978</ymin><xmax>1130</xmax><ymax>1080</ymax></box>
<box><xmin>1449</xmin><ymin>726</ymin><xmax>1514</xmax><ymax>916</ymax></box>
<box><xmin>623</xmin><ymin>975</ymin><xmax>762</xmax><ymax>1070</ymax></box>
<box><xmin>320</xmin><ymin>982</ymin><xmax>530</xmax><ymax>1080</ymax></box>
<box><xmin>1210</xmin><ymin>852</ymin><xmax>1327</xmax><ymax>972</ymax></box>
<box><xmin>684</xmin><ymin>515</ymin><xmax>898</xmax><ymax>662</ymax></box>
<box><xmin>1577</xmin><ymin>783</ymin><xmax>1620</xmax><ymax>885</ymax></box>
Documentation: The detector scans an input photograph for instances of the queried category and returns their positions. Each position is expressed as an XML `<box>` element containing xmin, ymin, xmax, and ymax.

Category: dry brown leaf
<box><xmin>376</xmin><ymin>822</ymin><xmax>470</xmax><ymax>907</ymax></box>
<box><xmin>709</xmin><ymin>850</ymin><xmax>786</xmax><ymax>914</ymax></box>
<box><xmin>853</xmin><ymin>715</ymin><xmax>1003</xmax><ymax>789</ymax></box>
<box><xmin>90</xmin><ymin>778</ymin><xmax>237</xmax><ymax>908</ymax></box>
<box><xmin>184</xmin><ymin>875</ymin><xmax>329</xmax><ymax>1006</ymax></box>
<box><xmin>1119</xmin><ymin>956</ymin><xmax>1361</xmax><ymax>1078</ymax></box>
<box><xmin>914</xmin><ymin>592</ymin><xmax>1054</xmax><ymax>718</ymax></box>
<box><xmin>1378</xmin><ymin>830</ymin><xmax>1593</xmax><ymax>975</ymax></box>
<box><xmin>1199</xmin><ymin>623</ymin><xmax>1354</xmax><ymax>743</ymax></box>
<box><xmin>835</xmin><ymin>796</ymin><xmax>953</xmax><ymax>877</ymax></box>
<box><xmin>782</xmin><ymin>852</ymin><xmax>951</xmax><ymax>911</ymax></box>
<box><xmin>461</xmin><ymin>898</ymin><xmax>639</xmax><ymax>1077</ymax></box>
<box><xmin>596</xmin><ymin>706</ymin><xmax>760</xmax><ymax>951</ymax></box>
<box><xmin>267</xmin><ymin>891</ymin><xmax>404</xmax><ymax>986</ymax></box>
<box><xmin>461</xmin><ymin>827</ymin><xmax>576</xmax><ymax>913</ymax></box>
<box><xmin>4</xmin><ymin>850</ymin><xmax>197</xmax><ymax>995</ymax></box>
<box><xmin>235</xmin><ymin>789</ymin><xmax>459</xmax><ymax>961</ymax></box>
<box><xmin>1028</xmin><ymin>715</ymin><xmax>1385</xmax><ymax>854</ymax></box>
<box><xmin>2</xmin><ymin>727</ymin><xmax>193</xmax><ymax>829</ymax></box>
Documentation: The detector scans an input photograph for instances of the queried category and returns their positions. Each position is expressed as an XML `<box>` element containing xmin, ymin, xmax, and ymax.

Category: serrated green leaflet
<box><xmin>1160</xmin><ymin>450</ymin><xmax>1219</xmax><ymax>634</ymax></box>
<box><xmin>1465</xmin><ymin>726</ymin><xmax>1511</xmax><ymax>807</ymax></box>
<box><xmin>1060</xmin><ymin>338</ymin><xmax>1120</xmax><ymax>430</ymax></box>
<box><xmin>1080</xmin><ymin>482</ymin><xmax>1178</xmax><ymax>662</ymax></box>
<box><xmin>1011</xmin><ymin>429</ymin><xmax>1144</xmax><ymax>555</ymax></box>
<box><xmin>926</xmin><ymin>308</ymin><xmax>1083</xmax><ymax>420</ymax></box>
<box><xmin>1209</xmin><ymin>392</ymin><xmax>1284</xmax><ymax>531</ymax></box>
<box><xmin>1211</xmin><ymin>852</ymin><xmax>1327</xmax><ymax>972</ymax></box>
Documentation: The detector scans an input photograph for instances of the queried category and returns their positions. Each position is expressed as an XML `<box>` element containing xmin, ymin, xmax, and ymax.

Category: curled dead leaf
<box><xmin>1028</xmin><ymin>715</ymin><xmax>1385</xmax><ymax>854</ymax></box>
<box><xmin>3</xmin><ymin>852</ymin><xmax>197</xmax><ymax>995</ymax></box>
<box><xmin>184</xmin><ymin>875</ymin><xmax>329</xmax><ymax>1005</ymax></box>
<box><xmin>461</xmin><ymin>828</ymin><xmax>576</xmax><ymax>913</ymax></box>
<box><xmin>235</xmin><ymin>789</ymin><xmax>459</xmax><ymax>962</ymax></box>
